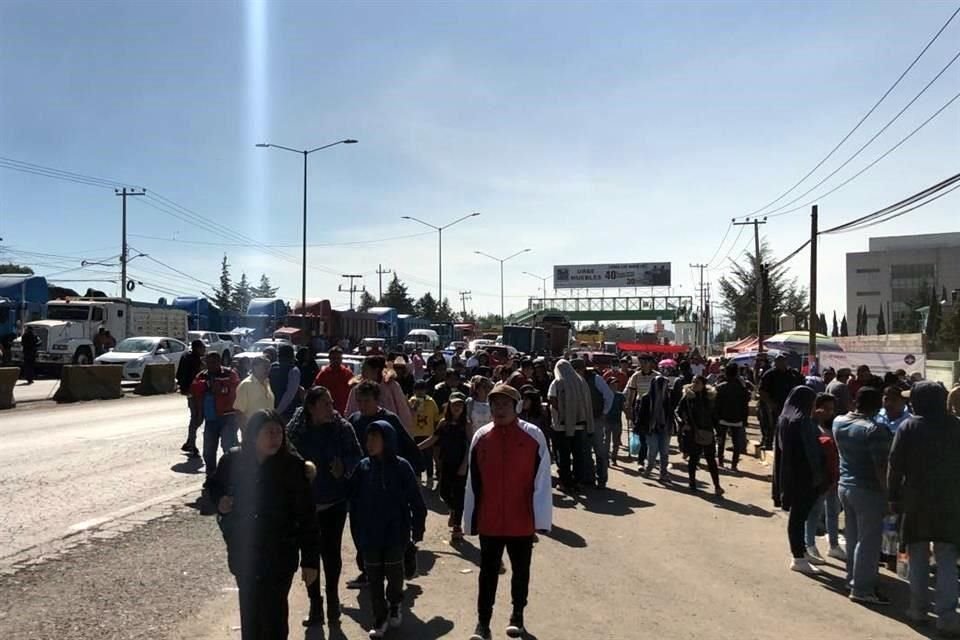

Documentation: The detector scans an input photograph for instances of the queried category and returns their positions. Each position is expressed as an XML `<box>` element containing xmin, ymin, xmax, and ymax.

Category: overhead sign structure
<box><xmin>553</xmin><ymin>263</ymin><xmax>671</xmax><ymax>289</ymax></box>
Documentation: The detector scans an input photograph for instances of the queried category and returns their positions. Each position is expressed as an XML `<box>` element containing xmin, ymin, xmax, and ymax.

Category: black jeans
<box><xmin>22</xmin><ymin>356</ymin><xmax>36</xmax><ymax>383</ymax></box>
<box><xmin>306</xmin><ymin>502</ymin><xmax>348</xmax><ymax>611</ymax></box>
<box><xmin>364</xmin><ymin>545</ymin><xmax>405</xmax><ymax>624</ymax></box>
<box><xmin>237</xmin><ymin>571</ymin><xmax>295</xmax><ymax>640</ymax></box>
<box><xmin>788</xmin><ymin>493</ymin><xmax>819</xmax><ymax>558</ymax></box>
<box><xmin>554</xmin><ymin>429</ymin><xmax>586</xmax><ymax>488</ymax></box>
<box><xmin>760</xmin><ymin>401</ymin><xmax>782</xmax><ymax>449</ymax></box>
<box><xmin>715</xmin><ymin>423</ymin><xmax>747</xmax><ymax>468</ymax></box>
<box><xmin>687</xmin><ymin>441</ymin><xmax>720</xmax><ymax>490</ymax></box>
<box><xmin>414</xmin><ymin>436</ymin><xmax>434</xmax><ymax>481</ymax></box>
<box><xmin>478</xmin><ymin>535</ymin><xmax>534</xmax><ymax>626</ymax></box>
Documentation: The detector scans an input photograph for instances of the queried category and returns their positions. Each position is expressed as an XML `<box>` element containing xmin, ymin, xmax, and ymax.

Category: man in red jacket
<box><xmin>464</xmin><ymin>383</ymin><xmax>552</xmax><ymax>640</ymax></box>
<box><xmin>191</xmin><ymin>351</ymin><xmax>240</xmax><ymax>484</ymax></box>
<box><xmin>314</xmin><ymin>346</ymin><xmax>354</xmax><ymax>414</ymax></box>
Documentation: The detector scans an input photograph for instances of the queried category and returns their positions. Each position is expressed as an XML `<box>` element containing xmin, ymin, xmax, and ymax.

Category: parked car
<box><xmin>355</xmin><ymin>337</ymin><xmax>386</xmax><ymax>355</ymax></box>
<box><xmin>187</xmin><ymin>330</ymin><xmax>233</xmax><ymax>364</ymax></box>
<box><xmin>482</xmin><ymin>344</ymin><xmax>519</xmax><ymax>365</ymax></box>
<box><xmin>94</xmin><ymin>336</ymin><xmax>188</xmax><ymax>381</ymax></box>
<box><xmin>315</xmin><ymin>352</ymin><xmax>364</xmax><ymax>376</ymax></box>
<box><xmin>217</xmin><ymin>333</ymin><xmax>244</xmax><ymax>356</ymax></box>
<box><xmin>232</xmin><ymin>338</ymin><xmax>294</xmax><ymax>377</ymax></box>
<box><xmin>449</xmin><ymin>340</ymin><xmax>467</xmax><ymax>353</ymax></box>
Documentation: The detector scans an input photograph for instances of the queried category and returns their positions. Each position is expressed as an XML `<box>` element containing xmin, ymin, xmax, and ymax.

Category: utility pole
<box><xmin>808</xmin><ymin>205</ymin><xmax>819</xmax><ymax>372</ymax></box>
<box><xmin>375</xmin><ymin>264</ymin><xmax>392</xmax><ymax>301</ymax></box>
<box><xmin>115</xmin><ymin>188</ymin><xmax>146</xmax><ymax>300</ymax></box>
<box><xmin>689</xmin><ymin>263</ymin><xmax>707</xmax><ymax>348</ymax></box>
<box><xmin>458</xmin><ymin>290</ymin><xmax>472</xmax><ymax>317</ymax></box>
<box><xmin>734</xmin><ymin>217</ymin><xmax>767</xmax><ymax>351</ymax></box>
<box><xmin>338</xmin><ymin>274</ymin><xmax>364</xmax><ymax>310</ymax></box>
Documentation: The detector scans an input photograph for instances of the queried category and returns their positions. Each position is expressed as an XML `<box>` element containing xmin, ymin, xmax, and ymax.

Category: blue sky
<box><xmin>0</xmin><ymin>0</ymin><xmax>957</xmax><ymax>324</ymax></box>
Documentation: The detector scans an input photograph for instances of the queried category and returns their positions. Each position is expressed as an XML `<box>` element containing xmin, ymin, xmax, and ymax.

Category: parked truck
<box><xmin>277</xmin><ymin>299</ymin><xmax>378</xmax><ymax>352</ymax></box>
<box><xmin>367</xmin><ymin>307</ymin><xmax>400</xmax><ymax>345</ymax></box>
<box><xmin>502</xmin><ymin>325</ymin><xmax>546</xmax><ymax>355</ymax></box>
<box><xmin>0</xmin><ymin>274</ymin><xmax>48</xmax><ymax>361</ymax></box>
<box><xmin>12</xmin><ymin>297</ymin><xmax>188</xmax><ymax>366</ymax></box>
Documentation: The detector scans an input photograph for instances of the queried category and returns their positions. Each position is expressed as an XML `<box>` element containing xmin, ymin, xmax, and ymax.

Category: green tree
<box><xmin>818</xmin><ymin>312</ymin><xmax>828</xmax><ymax>336</ymax></box>
<box><xmin>717</xmin><ymin>242</ymin><xmax>808</xmax><ymax>338</ymax></box>
<box><xmin>935</xmin><ymin>303</ymin><xmax>960</xmax><ymax>353</ymax></box>
<box><xmin>212</xmin><ymin>255</ymin><xmax>233</xmax><ymax>311</ymax></box>
<box><xmin>840</xmin><ymin>314</ymin><xmax>849</xmax><ymax>337</ymax></box>
<box><xmin>831</xmin><ymin>311</ymin><xmax>839</xmax><ymax>338</ymax></box>
<box><xmin>357</xmin><ymin>290</ymin><xmax>377</xmax><ymax>312</ymax></box>
<box><xmin>415</xmin><ymin>292</ymin><xmax>438</xmax><ymax>319</ymax></box>
<box><xmin>926</xmin><ymin>286</ymin><xmax>942</xmax><ymax>341</ymax></box>
<box><xmin>251</xmin><ymin>274</ymin><xmax>278</xmax><ymax>298</ymax></box>
<box><xmin>436</xmin><ymin>297</ymin><xmax>455</xmax><ymax>322</ymax></box>
<box><xmin>876</xmin><ymin>305</ymin><xmax>886</xmax><ymax>335</ymax></box>
<box><xmin>230</xmin><ymin>272</ymin><xmax>252</xmax><ymax>314</ymax></box>
<box><xmin>380</xmin><ymin>274</ymin><xmax>416</xmax><ymax>314</ymax></box>
<box><xmin>0</xmin><ymin>263</ymin><xmax>33</xmax><ymax>275</ymax></box>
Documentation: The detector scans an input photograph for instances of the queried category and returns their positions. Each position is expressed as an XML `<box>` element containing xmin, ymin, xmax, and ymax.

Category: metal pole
<box><xmin>121</xmin><ymin>187</ymin><xmax>128</xmax><ymax>300</ymax></box>
<box><xmin>500</xmin><ymin>260</ymin><xmax>505</xmax><ymax>325</ymax></box>
<box><xmin>809</xmin><ymin>205</ymin><xmax>818</xmax><ymax>371</ymax></box>
<box><xmin>302</xmin><ymin>151</ymin><xmax>308</xmax><ymax>331</ymax></box>
<box><xmin>438</xmin><ymin>227</ymin><xmax>443</xmax><ymax>306</ymax></box>
<box><xmin>754</xmin><ymin>221</ymin><xmax>763</xmax><ymax>353</ymax></box>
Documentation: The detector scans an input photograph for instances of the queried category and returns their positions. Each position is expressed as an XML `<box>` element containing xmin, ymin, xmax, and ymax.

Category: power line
<box><xmin>128</xmin><ymin>230</ymin><xmax>433</xmax><ymax>248</ymax></box>
<box><xmin>761</xmin><ymin>49</ymin><xmax>960</xmax><ymax>218</ymax></box>
<box><xmin>704</xmin><ymin>220</ymin><xmax>734</xmax><ymax>267</ymax></box>
<box><xmin>741</xmin><ymin>6</ymin><xmax>960</xmax><ymax>218</ymax></box>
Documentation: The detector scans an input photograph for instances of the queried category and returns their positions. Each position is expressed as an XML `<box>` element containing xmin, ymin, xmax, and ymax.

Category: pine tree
<box><xmin>252</xmin><ymin>274</ymin><xmax>278</xmax><ymax>298</ymax></box>
<box><xmin>840</xmin><ymin>314</ymin><xmax>849</xmax><ymax>337</ymax></box>
<box><xmin>927</xmin><ymin>286</ymin><xmax>942</xmax><ymax>341</ymax></box>
<box><xmin>831</xmin><ymin>311</ymin><xmax>839</xmax><ymax>338</ymax></box>
<box><xmin>415</xmin><ymin>292</ymin><xmax>438</xmax><ymax>320</ymax></box>
<box><xmin>230</xmin><ymin>273</ymin><xmax>253</xmax><ymax>314</ymax></box>
<box><xmin>876</xmin><ymin>305</ymin><xmax>886</xmax><ymax>335</ymax></box>
<box><xmin>380</xmin><ymin>274</ymin><xmax>416</xmax><ymax>314</ymax></box>
<box><xmin>212</xmin><ymin>255</ymin><xmax>233</xmax><ymax>311</ymax></box>
<box><xmin>436</xmin><ymin>297</ymin><xmax>455</xmax><ymax>322</ymax></box>
<box><xmin>357</xmin><ymin>290</ymin><xmax>377</xmax><ymax>312</ymax></box>
<box><xmin>818</xmin><ymin>312</ymin><xmax>828</xmax><ymax>336</ymax></box>
<box><xmin>0</xmin><ymin>263</ymin><xmax>33</xmax><ymax>275</ymax></box>
<box><xmin>935</xmin><ymin>302</ymin><xmax>960</xmax><ymax>353</ymax></box>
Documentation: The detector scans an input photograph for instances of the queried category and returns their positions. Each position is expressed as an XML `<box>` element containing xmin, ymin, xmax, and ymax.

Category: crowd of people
<box><xmin>171</xmin><ymin>337</ymin><xmax>960</xmax><ymax>639</ymax></box>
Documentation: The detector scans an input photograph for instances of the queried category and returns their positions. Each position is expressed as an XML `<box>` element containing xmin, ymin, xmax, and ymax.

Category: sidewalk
<box><xmin>187</xmin><ymin>444</ymin><xmax>922</xmax><ymax>640</ymax></box>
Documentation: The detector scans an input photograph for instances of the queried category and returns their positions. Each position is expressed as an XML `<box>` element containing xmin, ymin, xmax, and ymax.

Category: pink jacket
<box><xmin>345</xmin><ymin>378</ymin><xmax>414</xmax><ymax>433</ymax></box>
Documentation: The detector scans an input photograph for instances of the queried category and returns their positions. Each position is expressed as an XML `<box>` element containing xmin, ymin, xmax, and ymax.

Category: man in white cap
<box><xmin>465</xmin><ymin>383</ymin><xmax>552</xmax><ymax>640</ymax></box>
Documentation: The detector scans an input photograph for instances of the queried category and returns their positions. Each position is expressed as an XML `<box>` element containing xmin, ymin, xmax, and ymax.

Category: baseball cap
<box><xmin>488</xmin><ymin>383</ymin><xmax>521</xmax><ymax>403</ymax></box>
<box><xmin>449</xmin><ymin>391</ymin><xmax>467</xmax><ymax>404</ymax></box>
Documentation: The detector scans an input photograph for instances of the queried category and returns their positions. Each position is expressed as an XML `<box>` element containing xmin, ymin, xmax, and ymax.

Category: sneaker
<box><xmin>388</xmin><ymin>603</ymin><xmax>403</xmax><ymax>628</ymax></box>
<box><xmin>368</xmin><ymin>618</ymin><xmax>389</xmax><ymax>638</ymax></box>
<box><xmin>469</xmin><ymin>622</ymin><xmax>492</xmax><ymax>640</ymax></box>
<box><xmin>828</xmin><ymin>545</ymin><xmax>847</xmax><ymax>561</ymax></box>
<box><xmin>789</xmin><ymin>558</ymin><xmax>821</xmax><ymax>575</ymax></box>
<box><xmin>805</xmin><ymin>546</ymin><xmax>826</xmax><ymax>565</ymax></box>
<box><xmin>506</xmin><ymin>610</ymin><xmax>525</xmax><ymax>638</ymax></box>
<box><xmin>346</xmin><ymin>573</ymin><xmax>369</xmax><ymax>589</ymax></box>
<box><xmin>849</xmin><ymin>591</ymin><xmax>890</xmax><ymax>606</ymax></box>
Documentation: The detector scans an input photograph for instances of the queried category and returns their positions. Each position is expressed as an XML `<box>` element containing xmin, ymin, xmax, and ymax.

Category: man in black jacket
<box><xmin>176</xmin><ymin>340</ymin><xmax>206</xmax><ymax>457</ymax></box>
<box><xmin>714</xmin><ymin>362</ymin><xmax>751</xmax><ymax>471</ymax></box>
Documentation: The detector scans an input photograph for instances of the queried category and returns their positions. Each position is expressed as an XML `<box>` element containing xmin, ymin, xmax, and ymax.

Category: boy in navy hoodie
<box><xmin>350</xmin><ymin>420</ymin><xmax>427</xmax><ymax>638</ymax></box>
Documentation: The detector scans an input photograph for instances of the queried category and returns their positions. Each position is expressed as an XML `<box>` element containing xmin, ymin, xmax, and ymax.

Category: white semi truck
<box><xmin>12</xmin><ymin>297</ymin><xmax>188</xmax><ymax>366</ymax></box>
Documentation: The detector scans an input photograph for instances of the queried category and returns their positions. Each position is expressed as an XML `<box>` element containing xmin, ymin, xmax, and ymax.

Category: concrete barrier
<box><xmin>0</xmin><ymin>367</ymin><xmax>19</xmax><ymax>410</ymax></box>
<box><xmin>54</xmin><ymin>365</ymin><xmax>124</xmax><ymax>403</ymax></box>
<box><xmin>135</xmin><ymin>363</ymin><xmax>176</xmax><ymax>396</ymax></box>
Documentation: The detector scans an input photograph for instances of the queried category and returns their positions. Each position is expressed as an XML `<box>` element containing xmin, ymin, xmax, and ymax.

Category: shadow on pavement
<box><xmin>424</xmin><ymin>537</ymin><xmax>482</xmax><ymax>567</ymax></box>
<box><xmin>543</xmin><ymin>523</ymin><xmax>587</xmax><ymax>548</ymax></box>
<box><xmin>709</xmin><ymin>497</ymin><xmax>776</xmax><ymax>518</ymax></box>
<box><xmin>171</xmin><ymin>458</ymin><xmax>204</xmax><ymax>474</ymax></box>
<box><xmin>580</xmin><ymin>488</ymin><xmax>654</xmax><ymax>516</ymax></box>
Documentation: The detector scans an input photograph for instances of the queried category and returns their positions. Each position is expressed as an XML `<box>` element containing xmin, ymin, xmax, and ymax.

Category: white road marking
<box><xmin>68</xmin><ymin>482</ymin><xmax>203</xmax><ymax>532</ymax></box>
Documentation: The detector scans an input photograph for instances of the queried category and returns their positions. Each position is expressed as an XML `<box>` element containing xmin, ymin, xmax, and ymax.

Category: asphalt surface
<box><xmin>0</xmin><ymin>399</ymin><xmax>935</xmax><ymax>640</ymax></box>
<box><xmin>0</xmin><ymin>393</ymin><xmax>201</xmax><ymax>568</ymax></box>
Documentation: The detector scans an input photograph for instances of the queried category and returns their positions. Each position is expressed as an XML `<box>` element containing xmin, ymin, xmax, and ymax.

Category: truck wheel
<box><xmin>73</xmin><ymin>347</ymin><xmax>93</xmax><ymax>365</ymax></box>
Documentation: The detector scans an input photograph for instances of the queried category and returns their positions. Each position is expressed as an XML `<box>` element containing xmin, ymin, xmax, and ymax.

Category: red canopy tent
<box><xmin>724</xmin><ymin>336</ymin><xmax>759</xmax><ymax>355</ymax></box>
<box><xmin>616</xmin><ymin>342</ymin><xmax>689</xmax><ymax>354</ymax></box>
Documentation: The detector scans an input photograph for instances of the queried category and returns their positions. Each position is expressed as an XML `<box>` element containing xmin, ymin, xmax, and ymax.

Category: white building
<box><xmin>846</xmin><ymin>232</ymin><xmax>960</xmax><ymax>334</ymax></box>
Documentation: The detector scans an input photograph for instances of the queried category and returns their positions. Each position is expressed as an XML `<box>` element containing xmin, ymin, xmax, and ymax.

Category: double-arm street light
<box><xmin>401</xmin><ymin>212</ymin><xmax>480</xmax><ymax>305</ymax></box>
<box><xmin>522</xmin><ymin>271</ymin><xmax>552</xmax><ymax>298</ymax></box>
<box><xmin>256</xmin><ymin>138</ymin><xmax>357</xmax><ymax>332</ymax></box>
<box><xmin>475</xmin><ymin>248</ymin><xmax>531</xmax><ymax>324</ymax></box>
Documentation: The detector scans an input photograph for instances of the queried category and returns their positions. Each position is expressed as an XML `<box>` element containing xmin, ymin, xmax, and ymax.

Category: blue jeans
<box><xmin>203</xmin><ymin>416</ymin><xmax>237</xmax><ymax>479</ymax></box>
<box><xmin>805</xmin><ymin>487</ymin><xmax>841</xmax><ymax>548</ymax></box>
<box><xmin>908</xmin><ymin>542</ymin><xmax>959</xmax><ymax>620</ymax></box>
<box><xmin>838</xmin><ymin>485</ymin><xmax>885</xmax><ymax>597</ymax></box>
<box><xmin>645</xmin><ymin>430</ymin><xmax>669</xmax><ymax>476</ymax></box>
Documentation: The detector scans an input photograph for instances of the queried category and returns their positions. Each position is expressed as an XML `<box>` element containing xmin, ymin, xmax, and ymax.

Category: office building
<box><xmin>846</xmin><ymin>232</ymin><xmax>960</xmax><ymax>334</ymax></box>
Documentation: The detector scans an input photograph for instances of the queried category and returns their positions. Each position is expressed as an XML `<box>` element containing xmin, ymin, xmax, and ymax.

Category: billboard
<box><xmin>553</xmin><ymin>262</ymin><xmax>671</xmax><ymax>289</ymax></box>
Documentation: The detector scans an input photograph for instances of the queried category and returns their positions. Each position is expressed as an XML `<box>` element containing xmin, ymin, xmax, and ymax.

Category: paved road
<box><xmin>0</xmin><ymin>424</ymin><xmax>930</xmax><ymax>640</ymax></box>
<box><xmin>0</xmin><ymin>393</ymin><xmax>201</xmax><ymax>568</ymax></box>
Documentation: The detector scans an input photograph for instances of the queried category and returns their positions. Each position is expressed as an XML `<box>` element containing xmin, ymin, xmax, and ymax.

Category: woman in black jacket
<box><xmin>208</xmin><ymin>409</ymin><xmax>320</xmax><ymax>640</ymax></box>
<box><xmin>287</xmin><ymin>386</ymin><xmax>362</xmax><ymax>628</ymax></box>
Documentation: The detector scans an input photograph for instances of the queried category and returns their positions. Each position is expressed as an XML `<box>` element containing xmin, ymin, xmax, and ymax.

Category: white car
<box><xmin>232</xmin><ymin>338</ymin><xmax>294</xmax><ymax>376</ymax></box>
<box><xmin>187</xmin><ymin>331</ymin><xmax>234</xmax><ymax>364</ymax></box>
<box><xmin>94</xmin><ymin>336</ymin><xmax>188</xmax><ymax>381</ymax></box>
<box><xmin>217</xmin><ymin>333</ymin><xmax>245</xmax><ymax>356</ymax></box>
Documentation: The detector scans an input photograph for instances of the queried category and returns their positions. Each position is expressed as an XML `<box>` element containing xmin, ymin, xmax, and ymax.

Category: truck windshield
<box><xmin>114</xmin><ymin>338</ymin><xmax>157</xmax><ymax>353</ymax></box>
<box><xmin>47</xmin><ymin>305</ymin><xmax>90</xmax><ymax>321</ymax></box>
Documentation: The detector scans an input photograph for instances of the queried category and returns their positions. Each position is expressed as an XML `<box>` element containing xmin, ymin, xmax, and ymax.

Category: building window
<box><xmin>890</xmin><ymin>263</ymin><xmax>935</xmax><ymax>280</ymax></box>
<box><xmin>856</xmin><ymin>291</ymin><xmax>881</xmax><ymax>296</ymax></box>
<box><xmin>855</xmin><ymin>268</ymin><xmax>880</xmax><ymax>273</ymax></box>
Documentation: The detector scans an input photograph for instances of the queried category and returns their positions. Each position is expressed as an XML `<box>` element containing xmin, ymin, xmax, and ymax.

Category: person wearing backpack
<box><xmin>572</xmin><ymin>359</ymin><xmax>614</xmax><ymax>489</ymax></box>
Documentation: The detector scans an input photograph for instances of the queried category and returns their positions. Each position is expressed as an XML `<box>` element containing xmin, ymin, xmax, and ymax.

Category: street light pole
<box><xmin>257</xmin><ymin>139</ymin><xmax>357</xmax><ymax>337</ymax></box>
<box><xmin>522</xmin><ymin>271</ymin><xmax>550</xmax><ymax>298</ymax></box>
<box><xmin>475</xmin><ymin>248</ymin><xmax>531</xmax><ymax>324</ymax></box>
<box><xmin>401</xmin><ymin>212</ymin><xmax>480</xmax><ymax>305</ymax></box>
